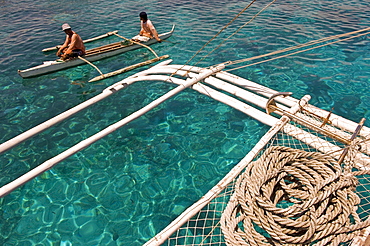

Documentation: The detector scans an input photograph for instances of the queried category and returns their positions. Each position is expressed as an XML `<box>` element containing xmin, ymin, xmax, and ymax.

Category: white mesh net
<box><xmin>151</xmin><ymin>100</ymin><xmax>370</xmax><ymax>246</ymax></box>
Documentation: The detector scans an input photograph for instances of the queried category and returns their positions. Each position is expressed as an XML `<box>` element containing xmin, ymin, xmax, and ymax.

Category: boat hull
<box><xmin>18</xmin><ymin>25</ymin><xmax>175</xmax><ymax>78</ymax></box>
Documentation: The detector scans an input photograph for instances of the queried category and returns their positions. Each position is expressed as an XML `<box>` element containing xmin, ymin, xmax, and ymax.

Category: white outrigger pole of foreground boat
<box><xmin>0</xmin><ymin>61</ymin><xmax>224</xmax><ymax>197</ymax></box>
<box><xmin>1</xmin><ymin>59</ymin><xmax>370</xmax><ymax>199</ymax></box>
<box><xmin>4</xmin><ymin>59</ymin><xmax>370</xmax><ymax>244</ymax></box>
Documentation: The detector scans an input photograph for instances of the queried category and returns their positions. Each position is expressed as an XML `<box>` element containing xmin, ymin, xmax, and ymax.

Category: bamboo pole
<box><xmin>3</xmin><ymin>61</ymin><xmax>369</xmax><ymax>200</ymax></box>
<box><xmin>85</xmin><ymin>42</ymin><xmax>123</xmax><ymax>55</ymax></box>
<box><xmin>0</xmin><ymin>61</ymin><xmax>173</xmax><ymax>154</ymax></box>
<box><xmin>42</xmin><ymin>31</ymin><xmax>119</xmax><ymax>52</ymax></box>
<box><xmin>78</xmin><ymin>56</ymin><xmax>104</xmax><ymax>76</ymax></box>
<box><xmin>214</xmin><ymin>70</ymin><xmax>370</xmax><ymax>138</ymax></box>
<box><xmin>80</xmin><ymin>30</ymin><xmax>118</xmax><ymax>43</ymax></box>
<box><xmin>147</xmin><ymin>64</ymin><xmax>370</xmax><ymax>138</ymax></box>
<box><xmin>88</xmin><ymin>55</ymin><xmax>169</xmax><ymax>82</ymax></box>
<box><xmin>0</xmin><ymin>64</ymin><xmax>225</xmax><ymax>198</ymax></box>
<box><xmin>116</xmin><ymin>72</ymin><xmax>370</xmax><ymax>168</ymax></box>
<box><xmin>115</xmin><ymin>64</ymin><xmax>370</xmax><ymax>145</ymax></box>
<box><xmin>0</xmin><ymin>83</ymin><xmax>129</xmax><ymax>154</ymax></box>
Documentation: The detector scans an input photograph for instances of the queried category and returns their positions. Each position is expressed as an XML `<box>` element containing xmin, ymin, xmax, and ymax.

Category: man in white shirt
<box><xmin>136</xmin><ymin>12</ymin><xmax>161</xmax><ymax>43</ymax></box>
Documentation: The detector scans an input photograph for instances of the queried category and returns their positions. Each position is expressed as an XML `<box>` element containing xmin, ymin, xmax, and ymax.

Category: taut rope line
<box><xmin>183</xmin><ymin>0</ymin><xmax>257</xmax><ymax>67</ymax></box>
<box><xmin>226</xmin><ymin>27</ymin><xmax>370</xmax><ymax>71</ymax></box>
<box><xmin>161</xmin><ymin>0</ymin><xmax>259</xmax><ymax>84</ymax></box>
<box><xmin>230</xmin><ymin>27</ymin><xmax>370</xmax><ymax>66</ymax></box>
<box><xmin>194</xmin><ymin>0</ymin><xmax>277</xmax><ymax>67</ymax></box>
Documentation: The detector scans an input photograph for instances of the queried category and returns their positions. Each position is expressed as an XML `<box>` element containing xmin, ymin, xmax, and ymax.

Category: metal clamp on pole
<box><xmin>266</xmin><ymin>92</ymin><xmax>293</xmax><ymax>115</ymax></box>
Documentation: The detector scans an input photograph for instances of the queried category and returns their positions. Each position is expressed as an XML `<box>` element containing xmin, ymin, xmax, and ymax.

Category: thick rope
<box><xmin>220</xmin><ymin>146</ymin><xmax>370</xmax><ymax>245</ymax></box>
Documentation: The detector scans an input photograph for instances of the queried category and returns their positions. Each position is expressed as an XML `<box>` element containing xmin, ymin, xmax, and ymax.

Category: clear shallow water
<box><xmin>0</xmin><ymin>0</ymin><xmax>369</xmax><ymax>245</ymax></box>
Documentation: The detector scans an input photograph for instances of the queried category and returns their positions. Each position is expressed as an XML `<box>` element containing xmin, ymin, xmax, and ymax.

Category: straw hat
<box><xmin>62</xmin><ymin>23</ymin><xmax>71</xmax><ymax>31</ymax></box>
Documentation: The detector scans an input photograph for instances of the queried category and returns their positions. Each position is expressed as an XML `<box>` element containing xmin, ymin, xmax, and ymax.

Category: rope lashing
<box><xmin>220</xmin><ymin>146</ymin><xmax>370</xmax><ymax>245</ymax></box>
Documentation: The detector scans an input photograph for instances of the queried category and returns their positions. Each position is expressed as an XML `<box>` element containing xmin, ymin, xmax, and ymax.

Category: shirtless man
<box><xmin>56</xmin><ymin>23</ymin><xmax>86</xmax><ymax>61</ymax></box>
<box><xmin>138</xmin><ymin>12</ymin><xmax>161</xmax><ymax>42</ymax></box>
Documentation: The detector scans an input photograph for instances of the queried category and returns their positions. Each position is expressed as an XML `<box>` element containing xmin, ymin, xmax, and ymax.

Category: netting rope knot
<box><xmin>220</xmin><ymin>146</ymin><xmax>370</xmax><ymax>245</ymax></box>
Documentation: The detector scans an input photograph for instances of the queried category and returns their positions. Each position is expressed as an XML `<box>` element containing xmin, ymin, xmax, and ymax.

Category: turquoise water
<box><xmin>0</xmin><ymin>0</ymin><xmax>369</xmax><ymax>245</ymax></box>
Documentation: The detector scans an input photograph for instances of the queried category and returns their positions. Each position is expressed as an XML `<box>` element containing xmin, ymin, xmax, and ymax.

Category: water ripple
<box><xmin>0</xmin><ymin>0</ymin><xmax>369</xmax><ymax>245</ymax></box>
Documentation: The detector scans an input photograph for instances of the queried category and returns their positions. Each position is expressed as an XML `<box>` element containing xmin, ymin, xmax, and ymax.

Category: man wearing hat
<box><xmin>56</xmin><ymin>23</ymin><xmax>86</xmax><ymax>60</ymax></box>
<box><xmin>136</xmin><ymin>12</ymin><xmax>161</xmax><ymax>42</ymax></box>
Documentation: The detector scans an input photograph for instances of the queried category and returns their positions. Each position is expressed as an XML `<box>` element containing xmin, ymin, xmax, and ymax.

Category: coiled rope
<box><xmin>220</xmin><ymin>146</ymin><xmax>370</xmax><ymax>245</ymax></box>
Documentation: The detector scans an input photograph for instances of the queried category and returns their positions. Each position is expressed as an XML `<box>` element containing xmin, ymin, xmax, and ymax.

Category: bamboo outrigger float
<box><xmin>17</xmin><ymin>25</ymin><xmax>175</xmax><ymax>78</ymax></box>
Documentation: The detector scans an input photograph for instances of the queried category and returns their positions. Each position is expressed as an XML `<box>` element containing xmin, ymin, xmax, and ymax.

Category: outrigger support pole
<box><xmin>78</xmin><ymin>56</ymin><xmax>105</xmax><ymax>77</ymax></box>
<box><xmin>113</xmin><ymin>33</ymin><xmax>159</xmax><ymax>58</ymax></box>
<box><xmin>88</xmin><ymin>55</ymin><xmax>169</xmax><ymax>82</ymax></box>
<box><xmin>85</xmin><ymin>33</ymin><xmax>167</xmax><ymax>82</ymax></box>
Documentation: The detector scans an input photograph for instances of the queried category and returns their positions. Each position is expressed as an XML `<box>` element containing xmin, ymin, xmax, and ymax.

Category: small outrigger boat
<box><xmin>18</xmin><ymin>25</ymin><xmax>175</xmax><ymax>78</ymax></box>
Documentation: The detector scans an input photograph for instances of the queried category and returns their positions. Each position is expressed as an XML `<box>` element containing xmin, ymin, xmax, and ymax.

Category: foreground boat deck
<box><xmin>4</xmin><ymin>60</ymin><xmax>370</xmax><ymax>245</ymax></box>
